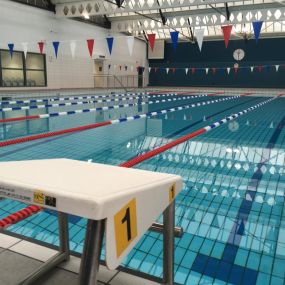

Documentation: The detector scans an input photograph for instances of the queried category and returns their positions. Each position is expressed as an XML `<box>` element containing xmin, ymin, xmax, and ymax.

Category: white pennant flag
<box><xmin>275</xmin><ymin>65</ymin><xmax>279</xmax><ymax>72</ymax></box>
<box><xmin>205</xmin><ymin>68</ymin><xmax>209</xmax><ymax>74</ymax></box>
<box><xmin>149</xmin><ymin>67</ymin><xmax>152</xmax><ymax>73</ymax></box>
<box><xmin>195</xmin><ymin>28</ymin><xmax>205</xmax><ymax>52</ymax></box>
<box><xmin>21</xmin><ymin>42</ymin><xmax>28</xmax><ymax>59</ymax></box>
<box><xmin>185</xmin><ymin>68</ymin><xmax>189</xmax><ymax>74</ymax></box>
<box><xmin>227</xmin><ymin>67</ymin><xmax>231</xmax><ymax>74</ymax></box>
<box><xmin>70</xmin><ymin>41</ymin><xmax>76</xmax><ymax>58</ymax></box>
<box><xmin>166</xmin><ymin>68</ymin><xmax>170</xmax><ymax>74</ymax></box>
<box><xmin>251</xmin><ymin>66</ymin><xmax>254</xmax><ymax>72</ymax></box>
<box><xmin>126</xmin><ymin>36</ymin><xmax>134</xmax><ymax>56</ymax></box>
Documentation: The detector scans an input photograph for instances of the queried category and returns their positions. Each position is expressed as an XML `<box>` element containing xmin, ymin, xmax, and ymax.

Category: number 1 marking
<box><xmin>121</xmin><ymin>207</ymin><xmax>132</xmax><ymax>241</ymax></box>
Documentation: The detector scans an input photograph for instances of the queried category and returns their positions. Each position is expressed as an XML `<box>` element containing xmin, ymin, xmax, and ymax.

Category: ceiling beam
<box><xmin>109</xmin><ymin>3</ymin><xmax>285</xmax><ymax>32</ymax></box>
<box><xmin>54</xmin><ymin>0</ymin><xmax>264</xmax><ymax>17</ymax></box>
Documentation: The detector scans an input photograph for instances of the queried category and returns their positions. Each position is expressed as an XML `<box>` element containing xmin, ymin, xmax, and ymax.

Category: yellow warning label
<box><xmin>169</xmin><ymin>184</ymin><xmax>176</xmax><ymax>203</ymax></box>
<box><xmin>114</xmin><ymin>198</ymin><xmax>138</xmax><ymax>258</ymax></box>
<box><xmin>33</xmin><ymin>191</ymin><xmax>45</xmax><ymax>205</ymax></box>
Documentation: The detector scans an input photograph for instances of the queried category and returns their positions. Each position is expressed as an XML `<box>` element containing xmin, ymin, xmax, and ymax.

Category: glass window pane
<box><xmin>26</xmin><ymin>70</ymin><xmax>46</xmax><ymax>86</ymax></box>
<box><xmin>2</xmin><ymin>69</ymin><xmax>24</xmax><ymax>87</ymax></box>
<box><xmin>1</xmin><ymin>50</ymin><xmax>23</xmax><ymax>69</ymax></box>
<box><xmin>26</xmin><ymin>53</ymin><xmax>45</xmax><ymax>70</ymax></box>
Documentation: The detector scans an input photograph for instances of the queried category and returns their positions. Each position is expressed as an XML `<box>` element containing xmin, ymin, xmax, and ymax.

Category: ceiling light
<box><xmin>83</xmin><ymin>12</ymin><xmax>90</xmax><ymax>19</ymax></box>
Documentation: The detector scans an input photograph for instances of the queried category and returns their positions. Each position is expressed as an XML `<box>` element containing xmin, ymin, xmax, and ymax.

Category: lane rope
<box><xmin>0</xmin><ymin>94</ymin><xmax>207</xmax><ymax>124</ymax></box>
<box><xmin>120</xmin><ymin>96</ymin><xmax>278</xmax><ymax>168</ymax></box>
<box><xmin>0</xmin><ymin>94</ymin><xmax>244</xmax><ymax>147</ymax></box>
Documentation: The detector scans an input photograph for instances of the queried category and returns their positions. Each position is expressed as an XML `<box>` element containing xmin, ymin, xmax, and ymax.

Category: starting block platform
<box><xmin>0</xmin><ymin>159</ymin><xmax>182</xmax><ymax>285</ymax></box>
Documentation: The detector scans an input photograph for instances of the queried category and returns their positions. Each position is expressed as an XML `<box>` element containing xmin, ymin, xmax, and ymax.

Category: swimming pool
<box><xmin>0</xmin><ymin>91</ymin><xmax>284</xmax><ymax>285</ymax></box>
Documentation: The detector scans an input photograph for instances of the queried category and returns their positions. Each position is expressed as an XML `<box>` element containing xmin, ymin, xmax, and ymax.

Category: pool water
<box><xmin>0</xmin><ymin>93</ymin><xmax>284</xmax><ymax>285</ymax></box>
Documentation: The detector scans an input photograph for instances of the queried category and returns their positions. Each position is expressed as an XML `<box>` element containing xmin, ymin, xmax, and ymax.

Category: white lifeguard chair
<box><xmin>0</xmin><ymin>159</ymin><xmax>183</xmax><ymax>285</ymax></box>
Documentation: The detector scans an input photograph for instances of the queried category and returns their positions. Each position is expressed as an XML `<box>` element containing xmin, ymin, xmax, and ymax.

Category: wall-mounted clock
<box><xmin>233</xmin><ymin>49</ymin><xmax>245</xmax><ymax>61</ymax></box>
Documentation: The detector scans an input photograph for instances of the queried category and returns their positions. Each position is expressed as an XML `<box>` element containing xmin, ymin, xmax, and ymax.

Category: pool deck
<box><xmin>0</xmin><ymin>233</ymin><xmax>159</xmax><ymax>285</ymax></box>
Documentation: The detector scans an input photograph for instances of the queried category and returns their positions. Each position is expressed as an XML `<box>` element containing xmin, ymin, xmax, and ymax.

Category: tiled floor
<box><xmin>0</xmin><ymin>233</ymin><xmax>159</xmax><ymax>285</ymax></box>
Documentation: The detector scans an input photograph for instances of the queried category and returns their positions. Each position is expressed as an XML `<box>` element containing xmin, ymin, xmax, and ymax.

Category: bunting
<box><xmin>227</xmin><ymin>67</ymin><xmax>231</xmax><ymax>74</ymax></box>
<box><xmin>185</xmin><ymin>68</ymin><xmax>189</xmax><ymax>74</ymax></box>
<box><xmin>147</xmin><ymin>34</ymin><xmax>156</xmax><ymax>51</ymax></box>
<box><xmin>170</xmin><ymin>31</ymin><xmax>179</xmax><ymax>51</ymax></box>
<box><xmin>205</xmin><ymin>68</ymin><xmax>209</xmax><ymax>75</ymax></box>
<box><xmin>275</xmin><ymin>65</ymin><xmax>279</xmax><ymax>72</ymax></box>
<box><xmin>8</xmin><ymin>43</ymin><xmax>14</xmax><ymax>57</ymax></box>
<box><xmin>166</xmin><ymin>68</ymin><xmax>170</xmax><ymax>74</ymax></box>
<box><xmin>195</xmin><ymin>29</ymin><xmax>205</xmax><ymax>52</ymax></box>
<box><xmin>70</xmin><ymin>41</ymin><xmax>76</xmax><ymax>58</ymax></box>
<box><xmin>53</xmin><ymin>41</ymin><xmax>60</xmax><ymax>58</ymax></box>
<box><xmin>87</xmin><ymin>39</ymin><xmax>94</xmax><ymax>57</ymax></box>
<box><xmin>106</xmin><ymin>37</ymin><xmax>114</xmax><ymax>55</ymax></box>
<box><xmin>126</xmin><ymin>36</ymin><xmax>134</xmax><ymax>56</ymax></box>
<box><xmin>21</xmin><ymin>42</ymin><xmax>28</xmax><ymax>59</ymax></box>
<box><xmin>252</xmin><ymin>21</ymin><xmax>263</xmax><ymax>42</ymax></box>
<box><xmin>221</xmin><ymin>25</ymin><xmax>233</xmax><ymax>48</ymax></box>
<box><xmin>38</xmin><ymin>42</ymin><xmax>45</xmax><ymax>54</ymax></box>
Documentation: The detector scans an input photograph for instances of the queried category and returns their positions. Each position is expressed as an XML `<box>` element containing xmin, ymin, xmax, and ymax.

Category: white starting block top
<box><xmin>0</xmin><ymin>159</ymin><xmax>182</xmax><ymax>269</ymax></box>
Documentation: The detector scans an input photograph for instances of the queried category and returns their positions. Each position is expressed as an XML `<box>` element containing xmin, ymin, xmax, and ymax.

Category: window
<box><xmin>0</xmin><ymin>49</ymin><xmax>47</xmax><ymax>88</ymax></box>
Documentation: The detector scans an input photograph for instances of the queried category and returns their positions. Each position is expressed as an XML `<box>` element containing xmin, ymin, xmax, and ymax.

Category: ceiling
<box><xmin>35</xmin><ymin>0</ymin><xmax>285</xmax><ymax>40</ymax></box>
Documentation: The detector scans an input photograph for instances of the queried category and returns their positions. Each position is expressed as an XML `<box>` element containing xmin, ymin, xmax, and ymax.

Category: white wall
<box><xmin>0</xmin><ymin>0</ymin><xmax>148</xmax><ymax>90</ymax></box>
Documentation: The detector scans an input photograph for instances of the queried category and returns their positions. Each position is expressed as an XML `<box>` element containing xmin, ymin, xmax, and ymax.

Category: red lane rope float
<box><xmin>0</xmin><ymin>115</ymin><xmax>39</xmax><ymax>124</ymax></box>
<box><xmin>0</xmin><ymin>205</ymin><xmax>42</xmax><ymax>229</ymax></box>
<box><xmin>0</xmin><ymin>121</ymin><xmax>111</xmax><ymax>147</ymax></box>
<box><xmin>120</xmin><ymin>129</ymin><xmax>206</xmax><ymax>168</ymax></box>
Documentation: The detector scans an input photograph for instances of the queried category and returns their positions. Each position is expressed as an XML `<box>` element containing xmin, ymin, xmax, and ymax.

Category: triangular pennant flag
<box><xmin>195</xmin><ymin>28</ymin><xmax>205</xmax><ymax>52</ymax></box>
<box><xmin>258</xmin><ymin>66</ymin><xmax>263</xmax><ymax>72</ymax></box>
<box><xmin>155</xmin><ymin>67</ymin><xmax>158</xmax><ymax>73</ymax></box>
<box><xmin>126</xmin><ymin>36</ymin><xmax>134</xmax><ymax>56</ymax></box>
<box><xmin>38</xmin><ymin>42</ymin><xmax>45</xmax><ymax>54</ymax></box>
<box><xmin>191</xmin><ymin>68</ymin><xmax>196</xmax><ymax>75</ymax></box>
<box><xmin>21</xmin><ymin>42</ymin><xmax>28</xmax><ymax>59</ymax></box>
<box><xmin>265</xmin><ymin>65</ymin><xmax>271</xmax><ymax>72</ymax></box>
<box><xmin>8</xmin><ymin>43</ymin><xmax>14</xmax><ymax>57</ymax></box>
<box><xmin>251</xmin><ymin>66</ymin><xmax>254</xmax><ymax>72</ymax></box>
<box><xmin>221</xmin><ymin>25</ymin><xmax>233</xmax><ymax>48</ymax></box>
<box><xmin>185</xmin><ymin>68</ymin><xmax>189</xmax><ymax>74</ymax></box>
<box><xmin>149</xmin><ymin>67</ymin><xmax>152</xmax><ymax>73</ymax></box>
<box><xmin>87</xmin><ymin>39</ymin><xmax>94</xmax><ymax>57</ymax></box>
<box><xmin>119</xmin><ymin>65</ymin><xmax>122</xmax><ymax>71</ymax></box>
<box><xmin>106</xmin><ymin>37</ymin><xmax>114</xmax><ymax>55</ymax></box>
<box><xmin>170</xmin><ymin>31</ymin><xmax>179</xmax><ymax>51</ymax></box>
<box><xmin>70</xmin><ymin>41</ymin><xmax>76</xmax><ymax>58</ymax></box>
<box><xmin>52</xmin><ymin>41</ymin><xmax>60</xmax><ymax>58</ymax></box>
<box><xmin>125</xmin><ymin>65</ymin><xmax>128</xmax><ymax>71</ymax></box>
<box><xmin>205</xmin><ymin>68</ymin><xmax>209</xmax><ymax>75</ymax></box>
<box><xmin>166</xmin><ymin>68</ymin><xmax>170</xmax><ymax>74</ymax></box>
<box><xmin>270</xmin><ymin>122</ymin><xmax>274</xmax><ymax>129</ymax></box>
<box><xmin>172</xmin><ymin>68</ymin><xmax>176</xmax><ymax>74</ymax></box>
<box><xmin>147</xmin><ymin>34</ymin><xmax>156</xmax><ymax>51</ymax></box>
<box><xmin>234</xmin><ymin>66</ymin><xmax>239</xmax><ymax>74</ymax></box>
<box><xmin>275</xmin><ymin>65</ymin><xmax>279</xmax><ymax>72</ymax></box>
<box><xmin>212</xmin><ymin>68</ymin><xmax>216</xmax><ymax>75</ymax></box>
<box><xmin>108</xmin><ymin>64</ymin><xmax>111</xmax><ymax>70</ymax></box>
<box><xmin>227</xmin><ymin>67</ymin><xmax>231</xmax><ymax>74</ymax></box>
<box><xmin>252</xmin><ymin>21</ymin><xmax>263</xmax><ymax>42</ymax></box>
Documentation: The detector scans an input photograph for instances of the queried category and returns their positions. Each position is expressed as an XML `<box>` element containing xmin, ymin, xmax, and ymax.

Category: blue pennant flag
<box><xmin>106</xmin><ymin>37</ymin><xmax>114</xmax><ymax>55</ymax></box>
<box><xmin>170</xmin><ymin>31</ymin><xmax>179</xmax><ymax>51</ymax></box>
<box><xmin>252</xmin><ymin>21</ymin><xmax>263</xmax><ymax>42</ymax></box>
<box><xmin>266</xmin><ymin>65</ymin><xmax>271</xmax><ymax>72</ymax></box>
<box><xmin>53</xmin><ymin>41</ymin><xmax>60</xmax><ymax>58</ymax></box>
<box><xmin>8</xmin><ymin>43</ymin><xmax>14</xmax><ymax>57</ymax></box>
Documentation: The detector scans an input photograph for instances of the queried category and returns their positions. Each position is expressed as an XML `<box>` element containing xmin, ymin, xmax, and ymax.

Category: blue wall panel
<box><xmin>149</xmin><ymin>38</ymin><xmax>285</xmax><ymax>88</ymax></box>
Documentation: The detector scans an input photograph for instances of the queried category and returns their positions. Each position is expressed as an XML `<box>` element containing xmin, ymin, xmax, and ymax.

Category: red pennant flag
<box><xmin>38</xmin><ymin>42</ymin><xmax>45</xmax><ymax>54</ymax></box>
<box><xmin>234</xmin><ymin>67</ymin><xmax>239</xmax><ymax>74</ymax></box>
<box><xmin>172</xmin><ymin>68</ymin><xmax>176</xmax><ymax>74</ymax></box>
<box><xmin>212</xmin><ymin>68</ymin><xmax>216</xmax><ymax>75</ymax></box>
<box><xmin>155</xmin><ymin>67</ymin><xmax>158</xmax><ymax>73</ymax></box>
<box><xmin>147</xmin><ymin>34</ymin><xmax>156</xmax><ymax>51</ymax></box>
<box><xmin>258</xmin><ymin>66</ymin><xmax>263</xmax><ymax>72</ymax></box>
<box><xmin>87</xmin><ymin>39</ymin><xmax>94</xmax><ymax>57</ymax></box>
<box><xmin>119</xmin><ymin>65</ymin><xmax>122</xmax><ymax>70</ymax></box>
<box><xmin>221</xmin><ymin>25</ymin><xmax>233</xmax><ymax>48</ymax></box>
<box><xmin>191</xmin><ymin>68</ymin><xmax>196</xmax><ymax>75</ymax></box>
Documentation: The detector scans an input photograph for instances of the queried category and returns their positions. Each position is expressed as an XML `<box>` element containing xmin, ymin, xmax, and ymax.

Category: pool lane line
<box><xmin>0</xmin><ymin>94</ymin><xmax>208</xmax><ymax>124</ymax></box>
<box><xmin>0</xmin><ymin>91</ymin><xmax>202</xmax><ymax>106</ymax></box>
<box><xmin>0</xmin><ymin>95</ymin><xmax>241</xmax><ymax>148</ymax></box>
<box><xmin>191</xmin><ymin>99</ymin><xmax>285</xmax><ymax>285</ymax></box>
<box><xmin>119</xmin><ymin>96</ymin><xmax>277</xmax><ymax>168</ymax></box>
